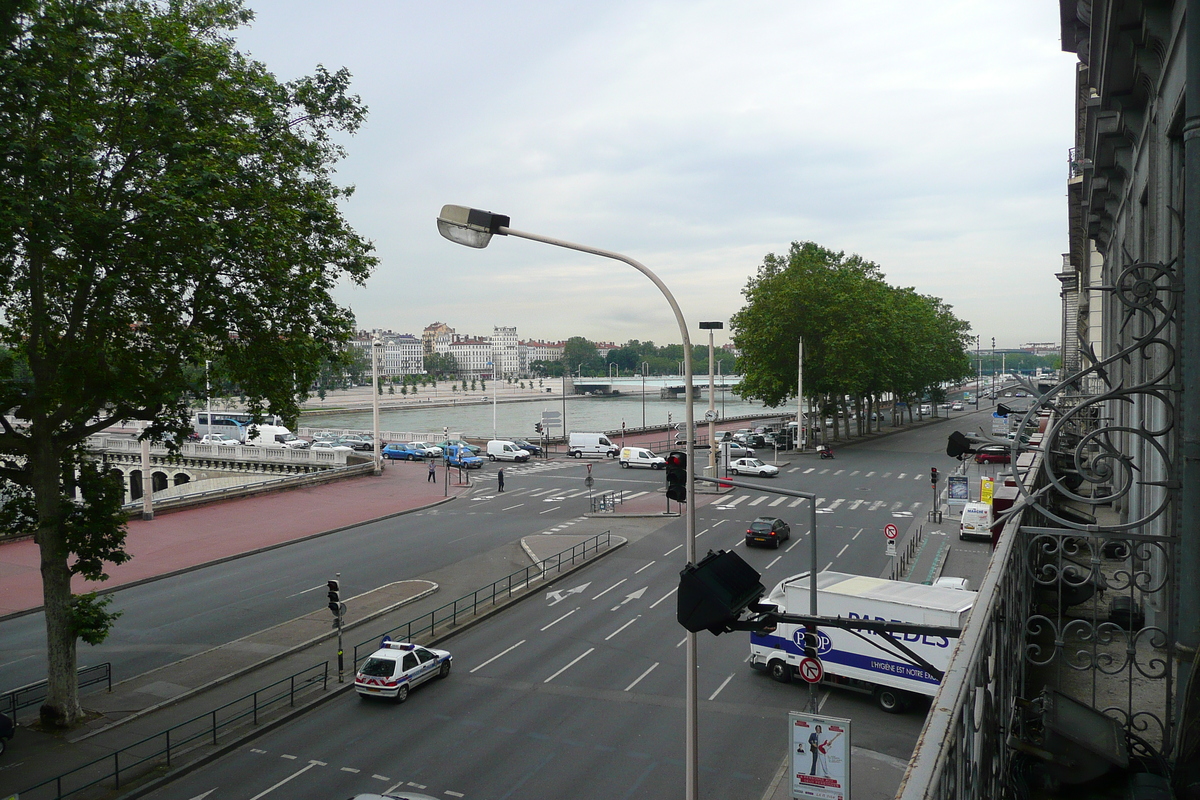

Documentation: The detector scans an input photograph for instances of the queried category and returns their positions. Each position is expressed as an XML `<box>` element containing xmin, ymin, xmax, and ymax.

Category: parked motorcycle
<box><xmin>818</xmin><ymin>444</ymin><xmax>835</xmax><ymax>459</ymax></box>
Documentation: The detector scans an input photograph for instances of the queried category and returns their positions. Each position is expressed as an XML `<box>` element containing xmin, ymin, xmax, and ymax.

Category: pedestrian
<box><xmin>497</xmin><ymin>468</ymin><xmax>505</xmax><ymax>493</ymax></box>
<box><xmin>427</xmin><ymin>459</ymin><xmax>436</xmax><ymax>482</ymax></box>
<box><xmin>808</xmin><ymin>725</ymin><xmax>820</xmax><ymax>775</ymax></box>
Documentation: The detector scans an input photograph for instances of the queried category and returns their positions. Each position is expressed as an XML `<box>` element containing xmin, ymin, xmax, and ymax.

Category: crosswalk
<box><xmin>787</xmin><ymin>467</ymin><xmax>923</xmax><ymax>480</ymax></box>
<box><xmin>713</xmin><ymin>495</ymin><xmax>922</xmax><ymax>517</ymax></box>
<box><xmin>503</xmin><ymin>460</ymin><xmax>598</xmax><ymax>476</ymax></box>
<box><xmin>471</xmin><ymin>486</ymin><xmax>653</xmax><ymax>503</ymax></box>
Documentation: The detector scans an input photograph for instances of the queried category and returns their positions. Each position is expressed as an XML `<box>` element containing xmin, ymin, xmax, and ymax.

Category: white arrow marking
<box><xmin>546</xmin><ymin>582</ymin><xmax>591</xmax><ymax>605</ymax></box>
<box><xmin>611</xmin><ymin>587</ymin><xmax>647</xmax><ymax>611</ymax></box>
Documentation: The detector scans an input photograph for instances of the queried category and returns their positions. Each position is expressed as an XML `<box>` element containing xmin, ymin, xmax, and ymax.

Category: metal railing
<box><xmin>2</xmin><ymin>663</ymin><xmax>112</xmax><ymax>719</ymax></box>
<box><xmin>888</xmin><ymin>526</ymin><xmax>924</xmax><ymax>581</ymax></box>
<box><xmin>589</xmin><ymin>490</ymin><xmax>625</xmax><ymax>513</ymax></box>
<box><xmin>353</xmin><ymin>531</ymin><xmax>614</xmax><ymax>666</ymax></box>
<box><xmin>19</xmin><ymin>661</ymin><xmax>329</xmax><ymax>800</ymax></box>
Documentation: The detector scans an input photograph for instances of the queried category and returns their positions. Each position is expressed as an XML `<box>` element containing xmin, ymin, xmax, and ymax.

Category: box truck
<box><xmin>749</xmin><ymin>571</ymin><xmax>973</xmax><ymax>712</ymax></box>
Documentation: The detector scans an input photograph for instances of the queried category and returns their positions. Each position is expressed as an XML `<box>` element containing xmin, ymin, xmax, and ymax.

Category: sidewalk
<box><xmin>0</xmin><ymin>458</ymin><xmax>468</xmax><ymax>618</ymax></box>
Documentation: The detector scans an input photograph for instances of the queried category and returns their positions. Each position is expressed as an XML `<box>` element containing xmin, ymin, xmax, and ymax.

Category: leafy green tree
<box><xmin>423</xmin><ymin>352</ymin><xmax>457</xmax><ymax>377</ymax></box>
<box><xmin>0</xmin><ymin>0</ymin><xmax>375</xmax><ymax>726</ymax></box>
<box><xmin>562</xmin><ymin>337</ymin><xmax>603</xmax><ymax>376</ymax></box>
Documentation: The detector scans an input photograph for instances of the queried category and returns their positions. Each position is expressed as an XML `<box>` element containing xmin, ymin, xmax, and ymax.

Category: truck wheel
<box><xmin>769</xmin><ymin>660</ymin><xmax>792</xmax><ymax>683</ymax></box>
<box><xmin>874</xmin><ymin>687</ymin><xmax>908</xmax><ymax>713</ymax></box>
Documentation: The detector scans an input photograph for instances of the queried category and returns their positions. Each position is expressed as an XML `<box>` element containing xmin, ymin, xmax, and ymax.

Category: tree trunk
<box><xmin>32</xmin><ymin>436</ymin><xmax>81</xmax><ymax>728</ymax></box>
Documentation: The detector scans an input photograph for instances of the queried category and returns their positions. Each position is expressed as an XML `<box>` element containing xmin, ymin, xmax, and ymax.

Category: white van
<box><xmin>619</xmin><ymin>447</ymin><xmax>666</xmax><ymax>470</ymax></box>
<box><xmin>568</xmin><ymin>432</ymin><xmax>619</xmax><ymax>458</ymax></box>
<box><xmin>959</xmin><ymin>502</ymin><xmax>994</xmax><ymax>542</ymax></box>
<box><xmin>486</xmin><ymin>440</ymin><xmax>531</xmax><ymax>462</ymax></box>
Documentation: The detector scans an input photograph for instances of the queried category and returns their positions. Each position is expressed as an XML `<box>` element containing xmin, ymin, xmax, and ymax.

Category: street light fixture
<box><xmin>437</xmin><ymin>204</ymin><xmax>700</xmax><ymax>799</ymax></box>
<box><xmin>371</xmin><ymin>338</ymin><xmax>383</xmax><ymax>475</ymax></box>
<box><xmin>699</xmin><ymin>322</ymin><xmax>723</xmax><ymax>477</ymax></box>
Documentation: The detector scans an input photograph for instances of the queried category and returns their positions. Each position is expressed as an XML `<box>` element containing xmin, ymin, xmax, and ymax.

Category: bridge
<box><xmin>567</xmin><ymin>376</ymin><xmax>736</xmax><ymax>398</ymax></box>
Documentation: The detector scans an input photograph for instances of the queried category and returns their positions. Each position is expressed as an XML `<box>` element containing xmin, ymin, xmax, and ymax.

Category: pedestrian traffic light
<box><xmin>802</xmin><ymin>626</ymin><xmax>820</xmax><ymax>659</ymax></box>
<box><xmin>930</xmin><ymin>467</ymin><xmax>939</xmax><ymax>486</ymax></box>
<box><xmin>665</xmin><ymin>450</ymin><xmax>687</xmax><ymax>503</ymax></box>
<box><xmin>534</xmin><ymin>422</ymin><xmax>543</xmax><ymax>434</ymax></box>
<box><xmin>327</xmin><ymin>579</ymin><xmax>341</xmax><ymax>616</ymax></box>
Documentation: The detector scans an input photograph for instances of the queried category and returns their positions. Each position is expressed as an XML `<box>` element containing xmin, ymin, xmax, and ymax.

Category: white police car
<box><xmin>354</xmin><ymin>641</ymin><xmax>452</xmax><ymax>702</ymax></box>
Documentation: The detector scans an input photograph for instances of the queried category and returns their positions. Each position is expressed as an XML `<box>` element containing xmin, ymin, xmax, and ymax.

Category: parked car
<box><xmin>717</xmin><ymin>441</ymin><xmax>756</xmax><ymax>459</ymax></box>
<box><xmin>951</xmin><ymin>402</ymin><xmax>964</xmax><ymax>411</ymax></box>
<box><xmin>510</xmin><ymin>439</ymin><xmax>543</xmax><ymax>456</ymax></box>
<box><xmin>409</xmin><ymin>441</ymin><xmax>443</xmax><ymax>457</ymax></box>
<box><xmin>974</xmin><ymin>445</ymin><xmax>1011</xmax><ymax>464</ymax></box>
<box><xmin>486</xmin><ymin>440</ymin><xmax>531</xmax><ymax>462</ymax></box>
<box><xmin>310</xmin><ymin>440</ymin><xmax>353</xmax><ymax>453</ymax></box>
<box><xmin>730</xmin><ymin>458</ymin><xmax>779</xmax><ymax>477</ymax></box>
<box><xmin>745</xmin><ymin>516</ymin><xmax>791</xmax><ymax>548</ymax></box>
<box><xmin>443</xmin><ymin>439</ymin><xmax>481</xmax><ymax>455</ymax></box>
<box><xmin>382</xmin><ymin>442</ymin><xmax>425</xmax><ymax>460</ymax></box>
<box><xmin>445</xmin><ymin>445</ymin><xmax>484</xmax><ymax>469</ymax></box>
<box><xmin>336</xmin><ymin>434</ymin><xmax>374</xmax><ymax>452</ymax></box>
<box><xmin>199</xmin><ymin>433</ymin><xmax>240</xmax><ymax>446</ymax></box>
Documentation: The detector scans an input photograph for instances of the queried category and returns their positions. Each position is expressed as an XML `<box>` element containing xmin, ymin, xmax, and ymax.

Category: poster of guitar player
<box><xmin>789</xmin><ymin>711</ymin><xmax>851</xmax><ymax>800</ymax></box>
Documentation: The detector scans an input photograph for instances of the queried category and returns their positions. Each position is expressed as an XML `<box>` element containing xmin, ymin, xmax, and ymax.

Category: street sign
<box><xmin>585</xmin><ymin>475</ymin><xmax>594</xmax><ymax>488</ymax></box>
<box><xmin>886</xmin><ymin>540</ymin><xmax>897</xmax><ymax>557</ymax></box>
<box><xmin>542</xmin><ymin>411</ymin><xmax>561</xmax><ymax>418</ymax></box>
<box><xmin>884</xmin><ymin>523</ymin><xmax>899</xmax><ymax>540</ymax></box>
<box><xmin>798</xmin><ymin>656</ymin><xmax>824</xmax><ymax>683</ymax></box>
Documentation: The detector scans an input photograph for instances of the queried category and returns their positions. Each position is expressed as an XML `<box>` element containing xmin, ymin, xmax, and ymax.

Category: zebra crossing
<box><xmin>471</xmin><ymin>486</ymin><xmax>653</xmax><ymax>504</ymax></box>
<box><xmin>502</xmin><ymin>460</ymin><xmax>598</xmax><ymax>476</ymax></box>
<box><xmin>713</xmin><ymin>494</ymin><xmax>922</xmax><ymax>517</ymax></box>
<box><xmin>787</xmin><ymin>466</ymin><xmax>925</xmax><ymax>480</ymax></box>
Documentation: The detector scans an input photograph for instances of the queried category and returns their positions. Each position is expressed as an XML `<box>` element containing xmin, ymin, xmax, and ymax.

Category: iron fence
<box><xmin>3</xmin><ymin>663</ymin><xmax>111</xmax><ymax>719</ymax></box>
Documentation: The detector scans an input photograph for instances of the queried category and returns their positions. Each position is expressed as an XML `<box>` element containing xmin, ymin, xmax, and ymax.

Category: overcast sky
<box><xmin>232</xmin><ymin>1</ymin><xmax>1076</xmax><ymax>351</ymax></box>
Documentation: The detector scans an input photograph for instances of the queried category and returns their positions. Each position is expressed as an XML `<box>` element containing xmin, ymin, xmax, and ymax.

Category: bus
<box><xmin>193</xmin><ymin>412</ymin><xmax>289</xmax><ymax>442</ymax></box>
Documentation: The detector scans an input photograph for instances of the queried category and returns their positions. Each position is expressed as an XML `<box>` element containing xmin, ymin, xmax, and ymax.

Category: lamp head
<box><xmin>437</xmin><ymin>205</ymin><xmax>510</xmax><ymax>248</ymax></box>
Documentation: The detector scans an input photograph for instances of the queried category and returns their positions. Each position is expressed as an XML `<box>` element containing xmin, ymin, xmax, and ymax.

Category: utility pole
<box><xmin>700</xmin><ymin>322</ymin><xmax>723</xmax><ymax>477</ymax></box>
<box><xmin>797</xmin><ymin>338</ymin><xmax>804</xmax><ymax>450</ymax></box>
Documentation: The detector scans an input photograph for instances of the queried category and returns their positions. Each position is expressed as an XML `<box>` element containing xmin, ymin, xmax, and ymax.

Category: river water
<box><xmin>300</xmin><ymin>393</ymin><xmax>791</xmax><ymax>439</ymax></box>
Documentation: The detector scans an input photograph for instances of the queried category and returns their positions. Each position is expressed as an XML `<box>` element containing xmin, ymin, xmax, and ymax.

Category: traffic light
<box><xmin>665</xmin><ymin>450</ymin><xmax>687</xmax><ymax>503</ymax></box>
<box><xmin>534</xmin><ymin>422</ymin><xmax>543</xmax><ymax>434</ymax></box>
<box><xmin>327</xmin><ymin>579</ymin><xmax>342</xmax><ymax>617</ymax></box>
<box><xmin>930</xmin><ymin>467</ymin><xmax>939</xmax><ymax>486</ymax></box>
<box><xmin>802</xmin><ymin>625</ymin><xmax>820</xmax><ymax>658</ymax></box>
<box><xmin>677</xmin><ymin>549</ymin><xmax>765</xmax><ymax>635</ymax></box>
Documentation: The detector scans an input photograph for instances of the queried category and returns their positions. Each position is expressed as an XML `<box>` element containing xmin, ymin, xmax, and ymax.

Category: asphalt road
<box><xmin>129</xmin><ymin>415</ymin><xmax>979</xmax><ymax>800</ymax></box>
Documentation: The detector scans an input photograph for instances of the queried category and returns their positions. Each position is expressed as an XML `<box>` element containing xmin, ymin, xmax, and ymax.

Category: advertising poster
<box><xmin>980</xmin><ymin>477</ymin><xmax>994</xmax><ymax>504</ymax></box>
<box><xmin>947</xmin><ymin>474</ymin><xmax>969</xmax><ymax>506</ymax></box>
<box><xmin>789</xmin><ymin>711</ymin><xmax>851</xmax><ymax>800</ymax></box>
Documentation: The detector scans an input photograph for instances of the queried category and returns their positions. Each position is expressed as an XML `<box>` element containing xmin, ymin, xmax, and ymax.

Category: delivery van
<box><xmin>749</xmin><ymin>571</ymin><xmax>973</xmax><ymax>712</ymax></box>
<box><xmin>486</xmin><ymin>440</ymin><xmax>531</xmax><ymax>462</ymax></box>
<box><xmin>619</xmin><ymin>447</ymin><xmax>666</xmax><ymax>470</ymax></box>
<box><xmin>568</xmin><ymin>432</ymin><xmax>619</xmax><ymax>458</ymax></box>
<box><xmin>958</xmin><ymin>502</ymin><xmax>993</xmax><ymax>542</ymax></box>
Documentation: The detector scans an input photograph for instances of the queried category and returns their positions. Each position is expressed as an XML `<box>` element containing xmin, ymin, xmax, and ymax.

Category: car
<box><xmin>933</xmin><ymin>576</ymin><xmax>973</xmax><ymax>591</ymax></box>
<box><xmin>354</xmin><ymin>640</ymin><xmax>452</xmax><ymax>702</ymax></box>
<box><xmin>510</xmin><ymin>439</ymin><xmax>543</xmax><ymax>456</ymax></box>
<box><xmin>939</xmin><ymin>403</ymin><xmax>952</xmax><ymax>409</ymax></box>
<box><xmin>310</xmin><ymin>440</ymin><xmax>353</xmax><ymax>452</ymax></box>
<box><xmin>745</xmin><ymin>516</ymin><xmax>790</xmax><ymax>548</ymax></box>
<box><xmin>0</xmin><ymin>710</ymin><xmax>12</xmax><ymax>755</ymax></box>
<box><xmin>408</xmin><ymin>441</ymin><xmax>443</xmax><ymax>458</ymax></box>
<box><xmin>443</xmin><ymin>439</ymin><xmax>481</xmax><ymax>455</ymax></box>
<box><xmin>336</xmin><ymin>434</ymin><xmax>374</xmax><ymax>452</ymax></box>
<box><xmin>445</xmin><ymin>445</ymin><xmax>484</xmax><ymax>469</ymax></box>
<box><xmin>919</xmin><ymin>405</ymin><xmax>932</xmax><ymax>414</ymax></box>
<box><xmin>730</xmin><ymin>457</ymin><xmax>779</xmax><ymax>477</ymax></box>
<box><xmin>717</xmin><ymin>441</ymin><xmax>756</xmax><ymax>459</ymax></box>
<box><xmin>974</xmin><ymin>445</ymin><xmax>1011</xmax><ymax>464</ymax></box>
<box><xmin>382</xmin><ymin>442</ymin><xmax>425</xmax><ymax>460</ymax></box>
<box><xmin>199</xmin><ymin>433</ymin><xmax>240</xmax><ymax>446</ymax></box>
<box><xmin>951</xmin><ymin>402</ymin><xmax>964</xmax><ymax>411</ymax></box>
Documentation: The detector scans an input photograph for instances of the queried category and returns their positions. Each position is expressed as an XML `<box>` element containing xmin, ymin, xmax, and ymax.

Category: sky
<box><xmin>231</xmin><ymin>1</ymin><xmax>1077</xmax><ymax>351</ymax></box>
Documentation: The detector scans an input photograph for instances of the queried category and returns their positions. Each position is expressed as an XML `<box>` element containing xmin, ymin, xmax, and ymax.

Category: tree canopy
<box><xmin>0</xmin><ymin>0</ymin><xmax>375</xmax><ymax>726</ymax></box>
<box><xmin>730</xmin><ymin>242</ymin><xmax>971</xmax><ymax>435</ymax></box>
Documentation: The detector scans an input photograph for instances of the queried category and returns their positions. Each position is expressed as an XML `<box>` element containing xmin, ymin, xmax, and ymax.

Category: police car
<box><xmin>354</xmin><ymin>641</ymin><xmax>452</xmax><ymax>702</ymax></box>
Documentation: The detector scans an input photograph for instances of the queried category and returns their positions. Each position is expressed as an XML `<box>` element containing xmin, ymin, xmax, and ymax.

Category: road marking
<box><xmin>882</xmin><ymin>472</ymin><xmax>893</xmax><ymax>478</ymax></box>
<box><xmin>696</xmin><ymin>527</ymin><xmax>709</xmax><ymax>538</ymax></box>
<box><xmin>870</xmin><ymin>500</ymin><xmax>886</xmax><ymax>511</ymax></box>
<box><xmin>281</xmin><ymin>754</ymin><xmax>297</xmax><ymax>760</ymax></box>
<box><xmin>625</xmin><ymin>662</ymin><xmax>659</xmax><ymax>691</ymax></box>
<box><xmin>788</xmin><ymin>497</ymin><xmax>805</xmax><ymax>507</ymax></box>
<box><xmin>915</xmin><ymin>474</ymin><xmax>923</xmax><ymax>480</ymax></box>
<box><xmin>611</xmin><ymin>587</ymin><xmax>647</xmax><ymax>611</ymax></box>
<box><xmin>371</xmin><ymin>775</ymin><xmax>389</xmax><ymax>781</ymax></box>
<box><xmin>766</xmin><ymin>555</ymin><xmax>782</xmax><ymax>569</ymax></box>
<box><xmin>708</xmin><ymin>673</ymin><xmax>735</xmax><ymax>701</ymax></box>
<box><xmin>627</xmin><ymin>491</ymin><xmax>649</xmax><ymax>499</ymax></box>
<box><xmin>734</xmin><ymin>537</ymin><xmax>746</xmax><ymax>544</ymax></box>
<box><xmin>677</xmin><ymin>636</ymin><xmax>687</xmax><ymax>647</ymax></box>
<box><xmin>713</xmin><ymin>519</ymin><xmax>728</xmax><ymax>527</ymax></box>
<box><xmin>804</xmin><ymin>468</ymin><xmax>815</xmax><ymax>473</ymax></box>
<box><xmin>650</xmin><ymin>586</ymin><xmax>678</xmax><ymax>608</ymax></box>
<box><xmin>634</xmin><ymin>560</ymin><xmax>657</xmax><ymax>574</ymax></box>
<box><xmin>848</xmin><ymin>499</ymin><xmax>863</xmax><ymax>510</ymax></box>
<box><xmin>248</xmin><ymin>761</ymin><xmax>324</xmax><ymax>800</ymax></box>
<box><xmin>726</xmin><ymin>495</ymin><xmax>748</xmax><ymax>506</ymax></box>
<box><xmin>606</xmin><ymin>616</ymin><xmax>641</xmax><ymax>640</ymax></box>
<box><xmin>852</xmin><ymin>528</ymin><xmax>863</xmax><ymax>540</ymax></box>
<box><xmin>785</xmin><ymin>539</ymin><xmax>801</xmax><ymax>552</ymax></box>
<box><xmin>542</xmin><ymin>608</ymin><xmax>578</xmax><ymax>631</ymax></box>
<box><xmin>837</xmin><ymin>544</ymin><xmax>849</xmax><ymax>557</ymax></box>
<box><xmin>826</xmin><ymin>499</ymin><xmax>844</xmax><ymax>510</ymax></box>
<box><xmin>528</xmin><ymin>488</ymin><xmax>555</xmax><ymax>496</ymax></box>
<box><xmin>546</xmin><ymin>583</ymin><xmax>590</xmax><ymax>605</ymax></box>
<box><xmin>819</xmin><ymin>468</ymin><xmax>829</xmax><ymax>474</ymax></box>
<box><xmin>824</xmin><ymin>561</ymin><xmax>833</xmax><ymax>571</ymax></box>
<box><xmin>898</xmin><ymin>473</ymin><xmax>907</xmax><ymax>479</ymax></box>
<box><xmin>749</xmin><ymin>496</ymin><xmax>767</xmax><ymax>506</ymax></box>
<box><xmin>788</xmin><ymin>467</ymin><xmax>801</xmax><ymax>473</ymax></box>
<box><xmin>664</xmin><ymin>544</ymin><xmax>682</xmax><ymax>556</ymax></box>
<box><xmin>849</xmin><ymin>470</ymin><xmax>860</xmax><ymax>476</ymax></box>
<box><xmin>539</xmin><ymin>506</ymin><xmax>561</xmax><ymax>514</ymax></box>
<box><xmin>833</xmin><ymin>469</ymin><xmax>845</xmax><ymax>475</ymax></box>
<box><xmin>341</xmin><ymin>767</ymin><xmax>361</xmax><ymax>773</ymax></box>
<box><xmin>593</xmin><ymin>578</ymin><xmax>627</xmax><ymax>600</ymax></box>
<box><xmin>286</xmin><ymin>584</ymin><xmax>325</xmax><ymax>599</ymax></box>
<box><xmin>769</xmin><ymin>497</ymin><xmax>786</xmax><ymax>506</ymax></box>
<box><xmin>251</xmin><ymin>749</ymin><xmax>267</xmax><ymax>754</ymax></box>
<box><xmin>501</xmin><ymin>503</ymin><xmax>524</xmax><ymax>511</ymax></box>
<box><xmin>446</xmin><ymin>792</ymin><xmax>465</xmax><ymax>798</ymax></box>
<box><xmin>470</xmin><ymin>640</ymin><xmax>526</xmax><ymax>673</ymax></box>
<box><xmin>865</xmin><ymin>471</ymin><xmax>876</xmax><ymax>477</ymax></box>
<box><xmin>544</xmin><ymin>648</ymin><xmax>594</xmax><ymax>683</ymax></box>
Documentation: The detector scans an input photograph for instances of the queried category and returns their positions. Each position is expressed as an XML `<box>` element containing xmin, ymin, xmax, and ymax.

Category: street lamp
<box><xmin>700</xmin><ymin>322</ymin><xmax>723</xmax><ymax>476</ymax></box>
<box><xmin>371</xmin><ymin>338</ymin><xmax>383</xmax><ymax>475</ymax></box>
<box><xmin>641</xmin><ymin>361</ymin><xmax>649</xmax><ymax>429</ymax></box>
<box><xmin>437</xmin><ymin>204</ymin><xmax>700</xmax><ymax>799</ymax></box>
<box><xmin>205</xmin><ymin>359</ymin><xmax>212</xmax><ymax>438</ymax></box>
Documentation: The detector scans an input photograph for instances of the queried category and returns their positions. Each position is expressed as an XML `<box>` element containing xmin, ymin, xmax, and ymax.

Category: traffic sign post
<box><xmin>884</xmin><ymin>523</ymin><xmax>898</xmax><ymax>558</ymax></box>
<box><xmin>798</xmin><ymin>656</ymin><xmax>824</xmax><ymax>684</ymax></box>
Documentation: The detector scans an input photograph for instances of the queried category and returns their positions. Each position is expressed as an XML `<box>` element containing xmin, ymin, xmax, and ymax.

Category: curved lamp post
<box><xmin>437</xmin><ymin>205</ymin><xmax>700</xmax><ymax>799</ymax></box>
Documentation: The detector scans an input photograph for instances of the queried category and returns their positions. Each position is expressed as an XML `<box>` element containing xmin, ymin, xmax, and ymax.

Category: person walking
<box><xmin>427</xmin><ymin>460</ymin><xmax>436</xmax><ymax>482</ymax></box>
<box><xmin>497</xmin><ymin>468</ymin><xmax>505</xmax><ymax>493</ymax></box>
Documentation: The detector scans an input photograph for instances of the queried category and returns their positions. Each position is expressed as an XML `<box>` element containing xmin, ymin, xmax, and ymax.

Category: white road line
<box><xmin>708</xmin><ymin>673</ymin><xmax>735</xmax><ymax>701</ymax></box>
<box><xmin>650</xmin><ymin>586</ymin><xmax>678</xmax><ymax>608</ymax></box>
<box><xmin>819</xmin><ymin>468</ymin><xmax>830</xmax><ymax>474</ymax></box>
<box><xmin>898</xmin><ymin>473</ymin><xmax>907</xmax><ymax>479</ymax></box>
<box><xmin>664</xmin><ymin>544</ymin><xmax>682</xmax><ymax>556</ymax></box>
<box><xmin>371</xmin><ymin>775</ymin><xmax>389</xmax><ymax>781</ymax></box>
<box><xmin>749</xmin><ymin>496</ymin><xmax>767</xmax><ymax>506</ymax></box>
<box><xmin>696</xmin><ymin>527</ymin><xmax>709</xmax><ymax>538</ymax></box>
<box><xmin>542</xmin><ymin>608</ymin><xmax>578</xmax><ymax>631</ymax></box>
<box><xmin>285</xmin><ymin>584</ymin><xmax>325</xmax><ymax>599</ymax></box>
<box><xmin>625</xmin><ymin>662</ymin><xmax>659</xmax><ymax>691</ymax></box>
<box><xmin>733</xmin><ymin>538</ymin><xmax>744</xmax><ymax>546</ymax></box>
<box><xmin>539</xmin><ymin>506</ymin><xmax>561</xmax><ymax>514</ymax></box>
<box><xmin>870</xmin><ymin>500</ymin><xmax>885</xmax><ymax>511</ymax></box>
<box><xmin>788</xmin><ymin>497</ymin><xmax>804</xmax><ymax>507</ymax></box>
<box><xmin>766</xmin><ymin>555</ymin><xmax>782</xmax><ymax>569</ymax></box>
<box><xmin>788</xmin><ymin>467</ymin><xmax>801</xmax><ymax>473</ymax></box>
<box><xmin>833</xmin><ymin>469</ymin><xmax>845</xmax><ymax>475</ymax></box>
<box><xmin>837</xmin><ymin>544</ymin><xmax>849</xmax><ymax>557</ymax></box>
<box><xmin>593</xmin><ymin>578</ymin><xmax>627</xmax><ymax>600</ymax></box>
<box><xmin>501</xmin><ymin>503</ymin><xmax>524</xmax><ymax>511</ymax></box>
<box><xmin>848</xmin><ymin>499</ymin><xmax>863</xmax><ymax>510</ymax></box>
<box><xmin>606</xmin><ymin>616</ymin><xmax>641</xmax><ymax>641</ymax></box>
<box><xmin>804</xmin><ymin>468</ymin><xmax>815</xmax><ymax>474</ymax></box>
<box><xmin>470</xmin><ymin>640</ymin><xmax>526</xmax><ymax>673</ymax></box>
<box><xmin>826</xmin><ymin>499</ymin><xmax>844</xmax><ymax>510</ymax></box>
<box><xmin>281</xmin><ymin>754</ymin><xmax>297</xmax><ymax>760</ymax></box>
<box><xmin>634</xmin><ymin>560</ymin><xmax>657</xmax><ymax>574</ymax></box>
<box><xmin>726</xmin><ymin>495</ymin><xmax>748</xmax><ymax>506</ymax></box>
<box><xmin>446</xmin><ymin>792</ymin><xmax>465</xmax><ymax>797</ymax></box>
<box><xmin>865</xmin><ymin>471</ymin><xmax>876</xmax><ymax>477</ymax></box>
<box><xmin>849</xmin><ymin>470</ymin><xmax>860</xmax><ymax>476</ymax></box>
<box><xmin>785</xmin><ymin>539</ymin><xmax>802</xmax><ymax>552</ymax></box>
<box><xmin>713</xmin><ymin>519</ymin><xmax>728</xmax><ymax>527</ymax></box>
<box><xmin>911</xmin><ymin>502</ymin><xmax>923</xmax><ymax>511</ymax></box>
<box><xmin>891</xmin><ymin>501</ymin><xmax>904</xmax><ymax>511</ymax></box>
<box><xmin>248</xmin><ymin>761</ymin><xmax>323</xmax><ymax>800</ymax></box>
<box><xmin>852</xmin><ymin>528</ymin><xmax>863</xmax><ymax>540</ymax></box>
<box><xmin>769</xmin><ymin>497</ymin><xmax>786</xmax><ymax>506</ymax></box>
<box><xmin>824</xmin><ymin>561</ymin><xmax>833</xmax><ymax>571</ymax></box>
<box><xmin>528</xmin><ymin>488</ymin><xmax>555</xmax><ymax>496</ymax></box>
<box><xmin>544</xmin><ymin>648</ymin><xmax>594</xmax><ymax>683</ymax></box>
<box><xmin>341</xmin><ymin>767</ymin><xmax>361</xmax><ymax>773</ymax></box>
<box><xmin>883</xmin><ymin>472</ymin><xmax>893</xmax><ymax>478</ymax></box>
<box><xmin>677</xmin><ymin>636</ymin><xmax>687</xmax><ymax>648</ymax></box>
<box><xmin>915</xmin><ymin>474</ymin><xmax>923</xmax><ymax>480</ymax></box>
<box><xmin>626</xmin><ymin>491</ymin><xmax>649</xmax><ymax>499</ymax></box>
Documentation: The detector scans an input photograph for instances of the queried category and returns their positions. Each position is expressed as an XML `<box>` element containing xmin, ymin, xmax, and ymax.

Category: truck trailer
<box><xmin>749</xmin><ymin>571</ymin><xmax>974</xmax><ymax>712</ymax></box>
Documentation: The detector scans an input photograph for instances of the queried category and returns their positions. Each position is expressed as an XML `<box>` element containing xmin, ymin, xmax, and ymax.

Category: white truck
<box><xmin>749</xmin><ymin>571</ymin><xmax>974</xmax><ymax>713</ymax></box>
